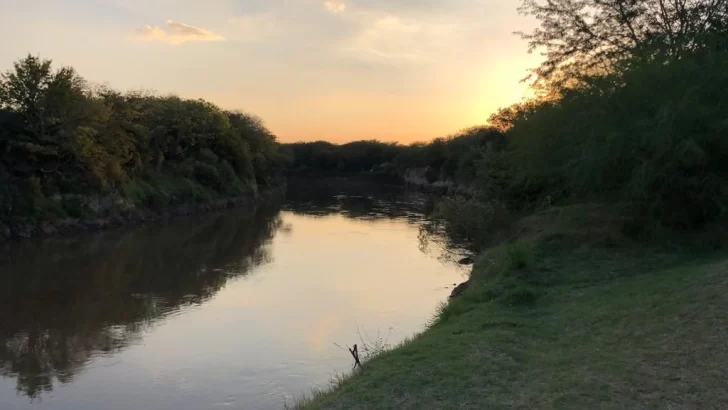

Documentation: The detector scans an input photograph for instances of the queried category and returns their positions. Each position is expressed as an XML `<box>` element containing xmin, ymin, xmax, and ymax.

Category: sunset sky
<box><xmin>0</xmin><ymin>0</ymin><xmax>541</xmax><ymax>143</ymax></box>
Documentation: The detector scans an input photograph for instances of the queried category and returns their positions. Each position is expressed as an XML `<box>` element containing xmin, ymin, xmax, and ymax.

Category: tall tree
<box><xmin>0</xmin><ymin>55</ymin><xmax>98</xmax><ymax>184</ymax></box>
<box><xmin>519</xmin><ymin>0</ymin><xmax>728</xmax><ymax>89</ymax></box>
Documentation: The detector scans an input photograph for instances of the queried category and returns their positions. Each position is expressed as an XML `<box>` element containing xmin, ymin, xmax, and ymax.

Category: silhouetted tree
<box><xmin>519</xmin><ymin>0</ymin><xmax>728</xmax><ymax>90</ymax></box>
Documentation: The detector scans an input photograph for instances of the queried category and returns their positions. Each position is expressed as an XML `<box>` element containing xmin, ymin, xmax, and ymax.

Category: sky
<box><xmin>0</xmin><ymin>0</ymin><xmax>541</xmax><ymax>143</ymax></box>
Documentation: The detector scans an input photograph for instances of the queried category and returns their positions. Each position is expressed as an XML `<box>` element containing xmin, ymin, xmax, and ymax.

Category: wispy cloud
<box><xmin>340</xmin><ymin>13</ymin><xmax>461</xmax><ymax>63</ymax></box>
<box><xmin>324</xmin><ymin>1</ymin><xmax>346</xmax><ymax>14</ymax></box>
<box><xmin>228</xmin><ymin>12</ymin><xmax>280</xmax><ymax>41</ymax></box>
<box><xmin>132</xmin><ymin>20</ymin><xmax>224</xmax><ymax>45</ymax></box>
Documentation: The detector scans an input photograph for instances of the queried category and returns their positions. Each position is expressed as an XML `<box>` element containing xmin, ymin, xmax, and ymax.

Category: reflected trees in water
<box><xmin>0</xmin><ymin>206</ymin><xmax>282</xmax><ymax>398</ymax></box>
<box><xmin>0</xmin><ymin>183</ymin><xmax>465</xmax><ymax>399</ymax></box>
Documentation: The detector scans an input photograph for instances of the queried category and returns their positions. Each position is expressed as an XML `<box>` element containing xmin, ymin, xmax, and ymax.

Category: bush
<box><xmin>62</xmin><ymin>196</ymin><xmax>87</xmax><ymax>218</ymax></box>
<box><xmin>428</xmin><ymin>197</ymin><xmax>510</xmax><ymax>248</ymax></box>
<box><xmin>192</xmin><ymin>162</ymin><xmax>221</xmax><ymax>189</ymax></box>
<box><xmin>506</xmin><ymin>50</ymin><xmax>728</xmax><ymax>229</ymax></box>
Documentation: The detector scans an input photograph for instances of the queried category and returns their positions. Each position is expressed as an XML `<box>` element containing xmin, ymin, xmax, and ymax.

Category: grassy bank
<box><xmin>296</xmin><ymin>205</ymin><xmax>728</xmax><ymax>409</ymax></box>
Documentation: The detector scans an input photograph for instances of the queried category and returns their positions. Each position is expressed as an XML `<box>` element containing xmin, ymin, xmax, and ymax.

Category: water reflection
<box><xmin>284</xmin><ymin>178</ymin><xmax>436</xmax><ymax>223</ymax></box>
<box><xmin>0</xmin><ymin>206</ymin><xmax>281</xmax><ymax>398</ymax></box>
<box><xmin>0</xmin><ymin>183</ymin><xmax>466</xmax><ymax>409</ymax></box>
<box><xmin>284</xmin><ymin>180</ymin><xmax>464</xmax><ymax>264</ymax></box>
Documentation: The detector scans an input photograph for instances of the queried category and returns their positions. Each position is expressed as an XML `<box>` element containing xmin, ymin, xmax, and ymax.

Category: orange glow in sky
<box><xmin>0</xmin><ymin>0</ymin><xmax>541</xmax><ymax>143</ymax></box>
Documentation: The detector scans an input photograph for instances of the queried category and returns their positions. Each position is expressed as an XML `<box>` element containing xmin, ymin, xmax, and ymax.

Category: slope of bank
<box><xmin>297</xmin><ymin>205</ymin><xmax>728</xmax><ymax>409</ymax></box>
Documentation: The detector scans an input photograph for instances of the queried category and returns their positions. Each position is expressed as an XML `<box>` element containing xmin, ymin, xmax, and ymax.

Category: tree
<box><xmin>0</xmin><ymin>55</ymin><xmax>113</xmax><ymax>191</ymax></box>
<box><xmin>519</xmin><ymin>0</ymin><xmax>728</xmax><ymax>90</ymax></box>
<box><xmin>0</xmin><ymin>55</ymin><xmax>88</xmax><ymax>143</ymax></box>
<box><xmin>0</xmin><ymin>55</ymin><xmax>53</xmax><ymax>114</ymax></box>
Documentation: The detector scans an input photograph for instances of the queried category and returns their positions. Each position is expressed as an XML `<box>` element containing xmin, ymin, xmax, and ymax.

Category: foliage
<box><xmin>284</xmin><ymin>140</ymin><xmax>401</xmax><ymax>177</ymax></box>
<box><xmin>519</xmin><ymin>0</ymin><xmax>728</xmax><ymax>92</ymax></box>
<box><xmin>284</xmin><ymin>126</ymin><xmax>508</xmax><ymax>189</ymax></box>
<box><xmin>506</xmin><ymin>49</ymin><xmax>728</xmax><ymax>228</ymax></box>
<box><xmin>0</xmin><ymin>55</ymin><xmax>288</xmax><ymax>221</ymax></box>
<box><xmin>426</xmin><ymin>197</ymin><xmax>510</xmax><ymax>249</ymax></box>
<box><xmin>5</xmin><ymin>3</ymin><xmax>727</xmax><ymax>236</ymax></box>
<box><xmin>419</xmin><ymin>1</ymin><xmax>728</xmax><ymax>232</ymax></box>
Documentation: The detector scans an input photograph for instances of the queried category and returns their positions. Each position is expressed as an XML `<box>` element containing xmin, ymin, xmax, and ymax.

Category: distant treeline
<box><xmin>0</xmin><ymin>55</ymin><xmax>289</xmax><ymax>225</ymax></box>
<box><xmin>283</xmin><ymin>126</ymin><xmax>505</xmax><ymax>187</ymax></box>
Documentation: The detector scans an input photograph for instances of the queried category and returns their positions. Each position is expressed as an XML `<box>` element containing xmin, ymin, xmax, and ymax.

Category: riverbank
<box><xmin>296</xmin><ymin>204</ymin><xmax>728</xmax><ymax>409</ymax></box>
<box><xmin>0</xmin><ymin>186</ymin><xmax>285</xmax><ymax>241</ymax></box>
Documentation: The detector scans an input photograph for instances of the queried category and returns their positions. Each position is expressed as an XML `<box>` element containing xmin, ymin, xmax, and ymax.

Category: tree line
<box><xmin>0</xmin><ymin>55</ymin><xmax>289</xmax><ymax>223</ymax></box>
<box><xmin>283</xmin><ymin>126</ymin><xmax>504</xmax><ymax>186</ymax></box>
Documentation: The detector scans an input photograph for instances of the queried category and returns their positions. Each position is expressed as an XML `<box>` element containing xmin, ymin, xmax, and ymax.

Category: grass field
<box><xmin>295</xmin><ymin>205</ymin><xmax>728</xmax><ymax>409</ymax></box>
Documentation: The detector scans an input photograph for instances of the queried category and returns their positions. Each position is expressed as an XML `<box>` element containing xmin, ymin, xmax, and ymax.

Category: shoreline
<box><xmin>0</xmin><ymin>186</ymin><xmax>285</xmax><ymax>242</ymax></box>
<box><xmin>293</xmin><ymin>204</ymin><xmax>728</xmax><ymax>409</ymax></box>
<box><xmin>0</xmin><ymin>175</ymin><xmax>448</xmax><ymax>242</ymax></box>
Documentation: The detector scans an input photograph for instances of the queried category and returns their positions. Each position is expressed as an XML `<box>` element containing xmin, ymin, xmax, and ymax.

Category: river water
<box><xmin>0</xmin><ymin>183</ymin><xmax>467</xmax><ymax>410</ymax></box>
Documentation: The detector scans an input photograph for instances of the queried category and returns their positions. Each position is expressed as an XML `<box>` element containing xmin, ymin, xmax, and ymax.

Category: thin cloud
<box><xmin>341</xmin><ymin>13</ymin><xmax>460</xmax><ymax>63</ymax></box>
<box><xmin>228</xmin><ymin>12</ymin><xmax>280</xmax><ymax>41</ymax></box>
<box><xmin>324</xmin><ymin>1</ymin><xmax>346</xmax><ymax>14</ymax></box>
<box><xmin>132</xmin><ymin>20</ymin><xmax>224</xmax><ymax>45</ymax></box>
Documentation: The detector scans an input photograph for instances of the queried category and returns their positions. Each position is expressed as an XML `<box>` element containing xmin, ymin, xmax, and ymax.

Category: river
<box><xmin>0</xmin><ymin>183</ymin><xmax>467</xmax><ymax>410</ymax></box>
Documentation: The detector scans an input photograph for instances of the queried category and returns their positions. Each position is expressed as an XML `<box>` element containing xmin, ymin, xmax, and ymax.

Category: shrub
<box><xmin>506</xmin><ymin>50</ymin><xmax>728</xmax><ymax>229</ymax></box>
<box><xmin>192</xmin><ymin>162</ymin><xmax>221</xmax><ymax>189</ymax></box>
<box><xmin>428</xmin><ymin>197</ymin><xmax>510</xmax><ymax>248</ymax></box>
<box><xmin>62</xmin><ymin>196</ymin><xmax>86</xmax><ymax>218</ymax></box>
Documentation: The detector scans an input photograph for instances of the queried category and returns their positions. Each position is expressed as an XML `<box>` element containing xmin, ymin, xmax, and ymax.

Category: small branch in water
<box><xmin>348</xmin><ymin>344</ymin><xmax>362</xmax><ymax>369</ymax></box>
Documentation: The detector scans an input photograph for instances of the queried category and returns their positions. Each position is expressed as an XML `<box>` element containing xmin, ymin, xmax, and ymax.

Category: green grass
<box><xmin>296</xmin><ymin>206</ymin><xmax>728</xmax><ymax>409</ymax></box>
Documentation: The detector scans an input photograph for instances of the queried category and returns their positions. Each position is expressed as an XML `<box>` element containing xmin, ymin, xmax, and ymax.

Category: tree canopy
<box><xmin>0</xmin><ymin>55</ymin><xmax>290</xmax><ymax>222</ymax></box>
<box><xmin>519</xmin><ymin>0</ymin><xmax>728</xmax><ymax>90</ymax></box>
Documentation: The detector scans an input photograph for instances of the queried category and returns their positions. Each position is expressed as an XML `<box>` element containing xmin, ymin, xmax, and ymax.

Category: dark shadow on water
<box><xmin>0</xmin><ymin>205</ymin><xmax>282</xmax><ymax>399</ymax></box>
<box><xmin>284</xmin><ymin>177</ymin><xmax>436</xmax><ymax>223</ymax></box>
